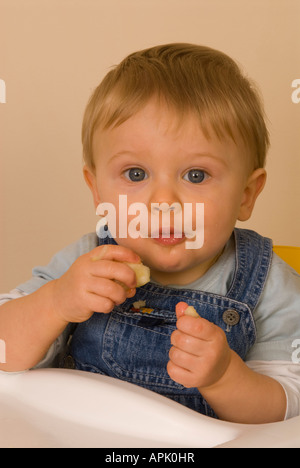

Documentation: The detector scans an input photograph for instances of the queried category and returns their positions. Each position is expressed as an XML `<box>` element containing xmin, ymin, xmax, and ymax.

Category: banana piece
<box><xmin>184</xmin><ymin>305</ymin><xmax>199</xmax><ymax>318</ymax></box>
<box><xmin>125</xmin><ymin>262</ymin><xmax>150</xmax><ymax>287</ymax></box>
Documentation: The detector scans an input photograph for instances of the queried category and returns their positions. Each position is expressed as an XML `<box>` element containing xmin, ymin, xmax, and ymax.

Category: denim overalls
<box><xmin>70</xmin><ymin>228</ymin><xmax>272</xmax><ymax>418</ymax></box>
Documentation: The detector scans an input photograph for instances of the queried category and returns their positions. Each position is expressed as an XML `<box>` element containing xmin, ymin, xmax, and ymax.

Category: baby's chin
<box><xmin>141</xmin><ymin>245</ymin><xmax>192</xmax><ymax>270</ymax></box>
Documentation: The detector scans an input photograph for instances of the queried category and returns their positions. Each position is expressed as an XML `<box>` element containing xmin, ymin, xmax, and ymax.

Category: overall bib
<box><xmin>70</xmin><ymin>228</ymin><xmax>272</xmax><ymax>418</ymax></box>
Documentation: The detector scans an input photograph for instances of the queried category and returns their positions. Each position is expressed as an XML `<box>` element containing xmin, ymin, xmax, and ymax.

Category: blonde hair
<box><xmin>82</xmin><ymin>43</ymin><xmax>269</xmax><ymax>170</ymax></box>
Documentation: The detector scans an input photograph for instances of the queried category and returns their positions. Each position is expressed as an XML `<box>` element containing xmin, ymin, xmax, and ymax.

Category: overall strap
<box><xmin>97</xmin><ymin>230</ymin><xmax>118</xmax><ymax>247</ymax></box>
<box><xmin>226</xmin><ymin>228</ymin><xmax>273</xmax><ymax>311</ymax></box>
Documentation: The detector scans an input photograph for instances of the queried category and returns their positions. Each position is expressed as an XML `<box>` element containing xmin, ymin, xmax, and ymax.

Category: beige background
<box><xmin>0</xmin><ymin>0</ymin><xmax>299</xmax><ymax>293</ymax></box>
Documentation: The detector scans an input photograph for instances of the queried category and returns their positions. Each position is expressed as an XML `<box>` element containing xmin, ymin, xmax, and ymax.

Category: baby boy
<box><xmin>1</xmin><ymin>43</ymin><xmax>300</xmax><ymax>424</ymax></box>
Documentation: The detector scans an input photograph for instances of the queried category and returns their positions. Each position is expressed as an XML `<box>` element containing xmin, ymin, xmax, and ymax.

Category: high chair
<box><xmin>273</xmin><ymin>246</ymin><xmax>300</xmax><ymax>274</ymax></box>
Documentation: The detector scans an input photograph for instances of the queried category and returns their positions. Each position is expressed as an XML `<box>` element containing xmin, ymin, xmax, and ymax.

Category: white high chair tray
<box><xmin>0</xmin><ymin>368</ymin><xmax>299</xmax><ymax>448</ymax></box>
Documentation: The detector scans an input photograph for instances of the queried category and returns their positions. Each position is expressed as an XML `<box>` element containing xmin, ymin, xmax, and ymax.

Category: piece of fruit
<box><xmin>184</xmin><ymin>305</ymin><xmax>199</xmax><ymax>318</ymax></box>
<box><xmin>125</xmin><ymin>262</ymin><xmax>150</xmax><ymax>287</ymax></box>
<box><xmin>176</xmin><ymin>302</ymin><xmax>199</xmax><ymax>318</ymax></box>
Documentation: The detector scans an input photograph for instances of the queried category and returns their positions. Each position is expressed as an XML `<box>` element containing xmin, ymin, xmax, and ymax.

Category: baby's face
<box><xmin>86</xmin><ymin>99</ymin><xmax>263</xmax><ymax>285</ymax></box>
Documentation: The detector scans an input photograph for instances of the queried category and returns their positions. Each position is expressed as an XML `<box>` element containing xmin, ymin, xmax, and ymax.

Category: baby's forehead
<box><xmin>93</xmin><ymin>103</ymin><xmax>251</xmax><ymax>172</ymax></box>
<box><xmin>95</xmin><ymin>101</ymin><xmax>240</xmax><ymax>145</ymax></box>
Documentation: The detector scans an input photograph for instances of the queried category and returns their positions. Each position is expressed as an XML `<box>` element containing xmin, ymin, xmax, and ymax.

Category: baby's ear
<box><xmin>83</xmin><ymin>165</ymin><xmax>101</xmax><ymax>208</ymax></box>
<box><xmin>238</xmin><ymin>168</ymin><xmax>267</xmax><ymax>222</ymax></box>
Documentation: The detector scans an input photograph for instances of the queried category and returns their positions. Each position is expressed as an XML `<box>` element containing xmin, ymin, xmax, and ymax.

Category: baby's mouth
<box><xmin>151</xmin><ymin>227</ymin><xmax>186</xmax><ymax>246</ymax></box>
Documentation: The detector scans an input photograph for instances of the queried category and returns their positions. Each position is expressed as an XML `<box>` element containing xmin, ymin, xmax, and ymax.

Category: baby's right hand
<box><xmin>51</xmin><ymin>245</ymin><xmax>141</xmax><ymax>323</ymax></box>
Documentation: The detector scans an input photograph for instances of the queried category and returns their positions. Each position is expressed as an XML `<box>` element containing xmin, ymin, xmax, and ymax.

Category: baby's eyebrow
<box><xmin>109</xmin><ymin>150</ymin><xmax>141</xmax><ymax>162</ymax></box>
<box><xmin>107</xmin><ymin>149</ymin><xmax>229</xmax><ymax>170</ymax></box>
<box><xmin>188</xmin><ymin>152</ymin><xmax>229</xmax><ymax>167</ymax></box>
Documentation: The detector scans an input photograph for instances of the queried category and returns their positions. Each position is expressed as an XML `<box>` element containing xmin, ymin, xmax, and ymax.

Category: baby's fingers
<box><xmin>171</xmin><ymin>329</ymin><xmax>204</xmax><ymax>356</ymax></box>
<box><xmin>89</xmin><ymin>244</ymin><xmax>150</xmax><ymax>288</ymax></box>
<box><xmin>90</xmin><ymin>259</ymin><xmax>138</xmax><ymax>290</ymax></box>
<box><xmin>176</xmin><ymin>314</ymin><xmax>217</xmax><ymax>342</ymax></box>
<box><xmin>90</xmin><ymin>244</ymin><xmax>140</xmax><ymax>263</ymax></box>
<box><xmin>175</xmin><ymin>301</ymin><xmax>189</xmax><ymax>318</ymax></box>
<box><xmin>176</xmin><ymin>302</ymin><xmax>199</xmax><ymax>319</ymax></box>
<box><xmin>88</xmin><ymin>277</ymin><xmax>132</xmax><ymax>306</ymax></box>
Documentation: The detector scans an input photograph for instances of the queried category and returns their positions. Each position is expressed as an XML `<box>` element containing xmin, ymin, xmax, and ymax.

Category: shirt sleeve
<box><xmin>246</xmin><ymin>360</ymin><xmax>300</xmax><ymax>420</ymax></box>
<box><xmin>245</xmin><ymin>253</ymin><xmax>300</xmax><ymax>419</ymax></box>
<box><xmin>246</xmin><ymin>252</ymin><xmax>300</xmax><ymax>363</ymax></box>
<box><xmin>16</xmin><ymin>232</ymin><xmax>98</xmax><ymax>295</ymax></box>
<box><xmin>0</xmin><ymin>289</ymin><xmax>27</xmax><ymax>304</ymax></box>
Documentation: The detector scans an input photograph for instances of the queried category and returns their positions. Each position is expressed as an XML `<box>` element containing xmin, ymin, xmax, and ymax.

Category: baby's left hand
<box><xmin>167</xmin><ymin>302</ymin><xmax>233</xmax><ymax>390</ymax></box>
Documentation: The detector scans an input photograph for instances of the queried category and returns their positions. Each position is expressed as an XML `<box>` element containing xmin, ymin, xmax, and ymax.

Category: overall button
<box><xmin>222</xmin><ymin>309</ymin><xmax>240</xmax><ymax>326</ymax></box>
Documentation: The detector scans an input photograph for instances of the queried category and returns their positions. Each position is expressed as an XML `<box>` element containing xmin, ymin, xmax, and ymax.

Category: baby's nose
<box><xmin>150</xmin><ymin>202</ymin><xmax>182</xmax><ymax>214</ymax></box>
<box><xmin>148</xmin><ymin>182</ymin><xmax>182</xmax><ymax>212</ymax></box>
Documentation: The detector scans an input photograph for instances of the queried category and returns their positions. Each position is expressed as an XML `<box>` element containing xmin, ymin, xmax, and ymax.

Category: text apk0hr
<box><xmin>105</xmin><ymin>452</ymin><xmax>195</xmax><ymax>464</ymax></box>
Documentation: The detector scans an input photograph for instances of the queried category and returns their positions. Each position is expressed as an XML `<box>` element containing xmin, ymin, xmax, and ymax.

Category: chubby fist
<box><xmin>52</xmin><ymin>244</ymin><xmax>147</xmax><ymax>324</ymax></box>
<box><xmin>167</xmin><ymin>302</ymin><xmax>232</xmax><ymax>390</ymax></box>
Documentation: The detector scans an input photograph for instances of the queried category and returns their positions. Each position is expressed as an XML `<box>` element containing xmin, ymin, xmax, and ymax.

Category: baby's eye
<box><xmin>183</xmin><ymin>169</ymin><xmax>208</xmax><ymax>184</ymax></box>
<box><xmin>124</xmin><ymin>168</ymin><xmax>148</xmax><ymax>182</ymax></box>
